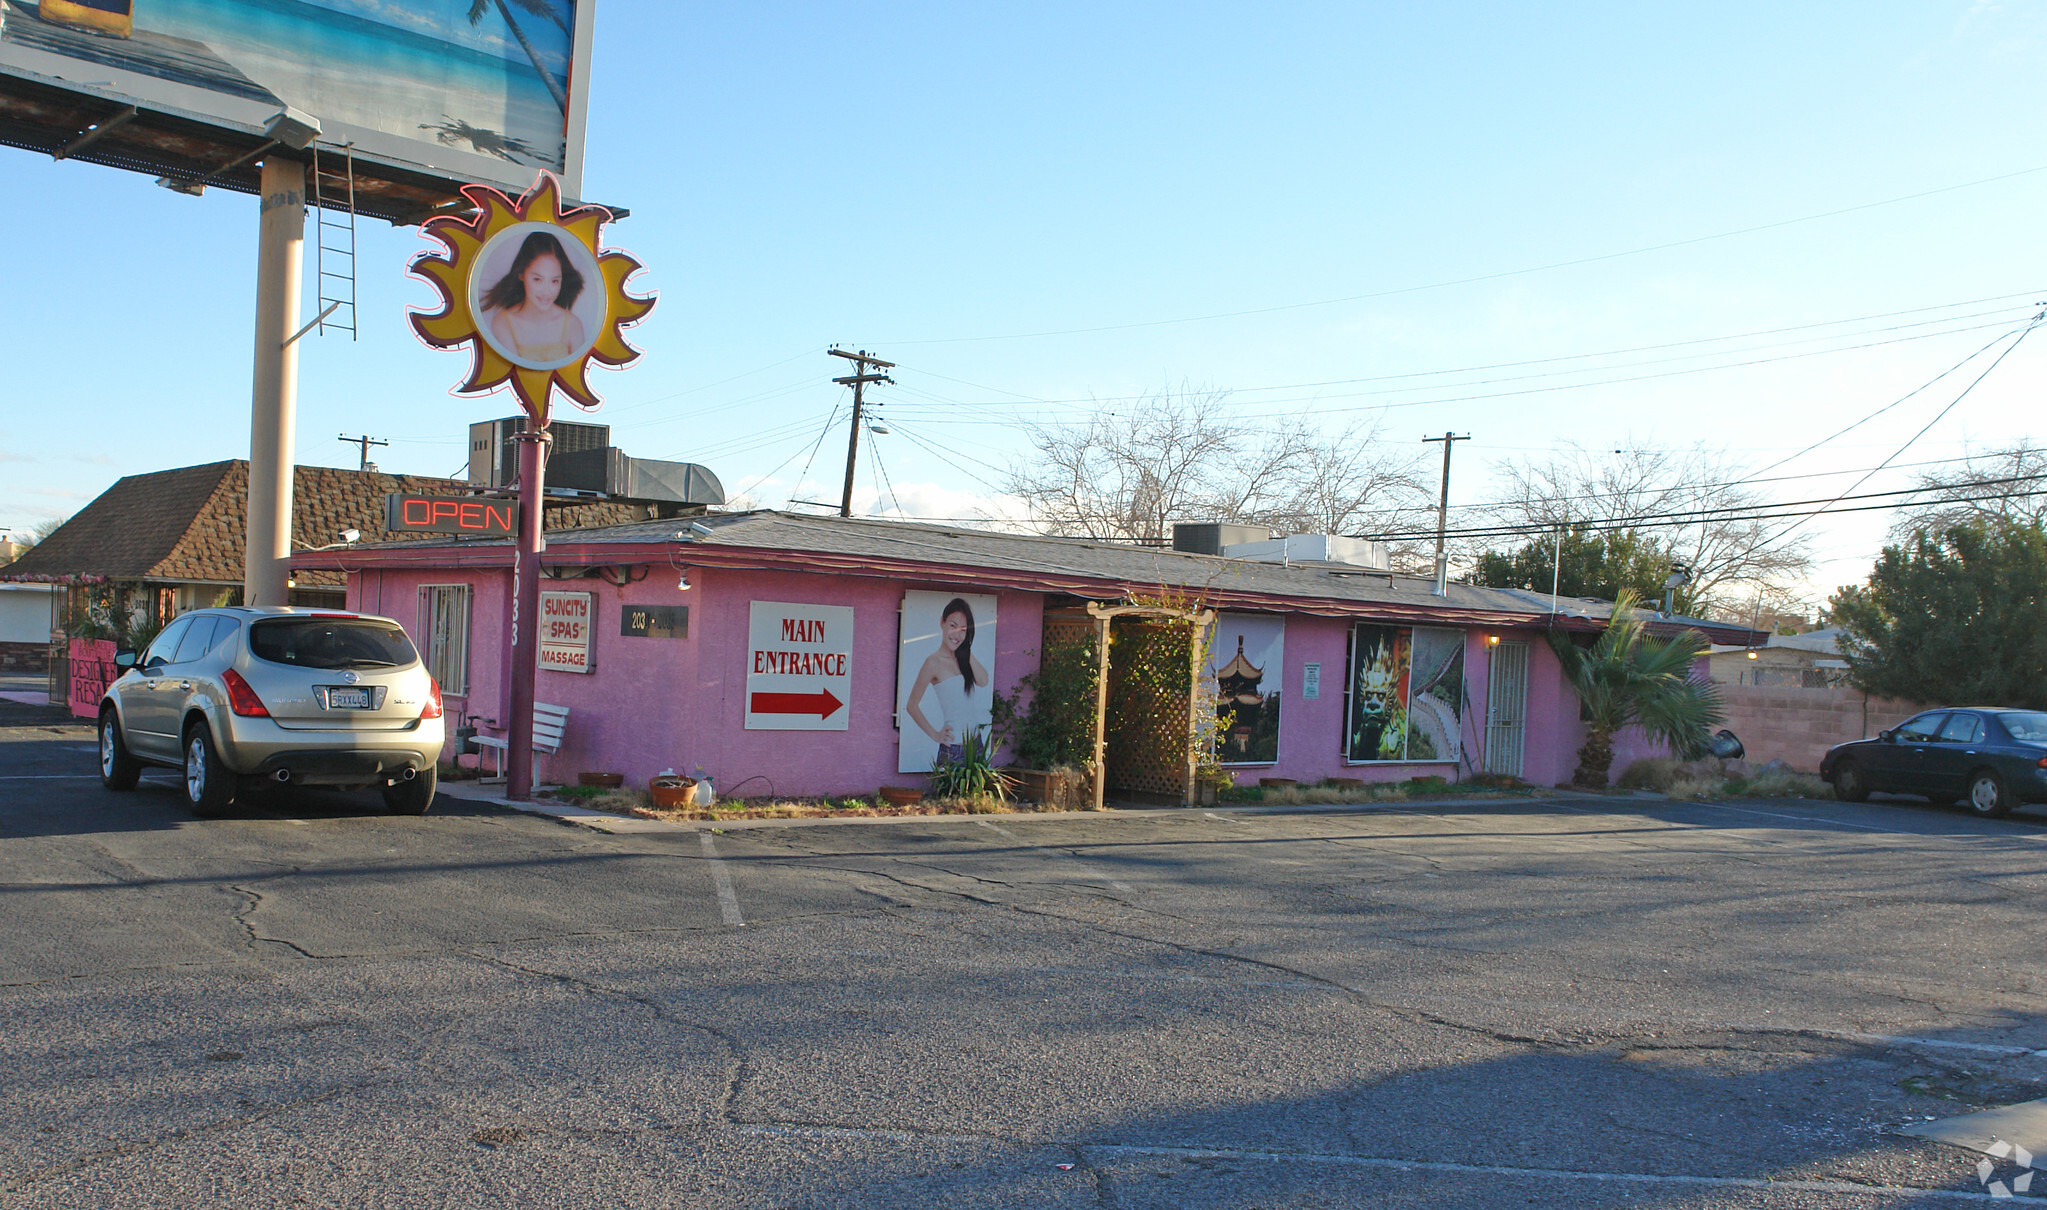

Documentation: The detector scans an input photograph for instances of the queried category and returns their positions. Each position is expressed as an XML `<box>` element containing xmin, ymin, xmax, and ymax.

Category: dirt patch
<box><xmin>537</xmin><ymin>784</ymin><xmax>1076</xmax><ymax>822</ymax></box>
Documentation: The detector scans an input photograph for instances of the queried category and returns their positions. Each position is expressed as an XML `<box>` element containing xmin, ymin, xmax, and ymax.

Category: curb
<box><xmin>434</xmin><ymin>782</ymin><xmax>1594</xmax><ymax>835</ymax></box>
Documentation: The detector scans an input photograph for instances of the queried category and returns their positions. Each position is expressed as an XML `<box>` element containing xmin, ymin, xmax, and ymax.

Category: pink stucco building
<box><xmin>295</xmin><ymin>511</ymin><xmax>1759</xmax><ymax>799</ymax></box>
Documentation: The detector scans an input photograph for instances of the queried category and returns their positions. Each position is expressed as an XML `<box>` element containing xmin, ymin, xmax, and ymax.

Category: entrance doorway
<box><xmin>1485</xmin><ymin>640</ymin><xmax>1529</xmax><ymax>778</ymax></box>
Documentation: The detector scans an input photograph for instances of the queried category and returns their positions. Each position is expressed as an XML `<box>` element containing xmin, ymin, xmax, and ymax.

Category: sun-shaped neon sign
<box><xmin>409</xmin><ymin>172</ymin><xmax>654</xmax><ymax>424</ymax></box>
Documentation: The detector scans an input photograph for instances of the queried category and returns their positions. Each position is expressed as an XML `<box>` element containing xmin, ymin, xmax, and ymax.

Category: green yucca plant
<box><xmin>927</xmin><ymin>730</ymin><xmax>1015</xmax><ymax>801</ymax></box>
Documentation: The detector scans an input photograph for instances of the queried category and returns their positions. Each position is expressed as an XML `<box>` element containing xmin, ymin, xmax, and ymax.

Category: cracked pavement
<box><xmin>4</xmin><ymin>714</ymin><xmax>2047</xmax><ymax>1206</ymax></box>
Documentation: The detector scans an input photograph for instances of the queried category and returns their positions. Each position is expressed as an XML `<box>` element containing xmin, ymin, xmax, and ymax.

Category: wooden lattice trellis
<box><xmin>1084</xmin><ymin>600</ymin><xmax>1216</xmax><ymax>808</ymax></box>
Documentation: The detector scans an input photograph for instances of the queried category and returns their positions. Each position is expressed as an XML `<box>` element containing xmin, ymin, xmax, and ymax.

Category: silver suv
<box><xmin>98</xmin><ymin>607</ymin><xmax>445</xmax><ymax>817</ymax></box>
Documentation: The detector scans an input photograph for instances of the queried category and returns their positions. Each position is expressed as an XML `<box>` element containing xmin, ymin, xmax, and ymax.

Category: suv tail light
<box><xmin>421</xmin><ymin>677</ymin><xmax>444</xmax><ymax>720</ymax></box>
<box><xmin>222</xmin><ymin>668</ymin><xmax>270</xmax><ymax>717</ymax></box>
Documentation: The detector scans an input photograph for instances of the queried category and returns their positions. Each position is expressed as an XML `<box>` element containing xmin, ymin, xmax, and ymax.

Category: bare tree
<box><xmin>1471</xmin><ymin>441</ymin><xmax>1814</xmax><ymax>615</ymax></box>
<box><xmin>1887</xmin><ymin>441</ymin><xmax>2047</xmax><ymax>541</ymax></box>
<box><xmin>1005</xmin><ymin>390</ymin><xmax>1431</xmax><ymax>545</ymax></box>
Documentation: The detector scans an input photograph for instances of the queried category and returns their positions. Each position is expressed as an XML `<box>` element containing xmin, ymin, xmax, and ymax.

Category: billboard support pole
<box><xmin>506</xmin><ymin>429</ymin><xmax>549</xmax><ymax>801</ymax></box>
<box><xmin>245</xmin><ymin>157</ymin><xmax>306</xmax><ymax>608</ymax></box>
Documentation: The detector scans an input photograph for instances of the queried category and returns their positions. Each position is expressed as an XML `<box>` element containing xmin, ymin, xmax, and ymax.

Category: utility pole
<box><xmin>1422</xmin><ymin>432</ymin><xmax>1470</xmax><ymax>597</ymax></box>
<box><xmin>829</xmin><ymin>348</ymin><xmax>894</xmax><ymax>517</ymax></box>
<box><xmin>338</xmin><ymin>433</ymin><xmax>387</xmax><ymax>471</ymax></box>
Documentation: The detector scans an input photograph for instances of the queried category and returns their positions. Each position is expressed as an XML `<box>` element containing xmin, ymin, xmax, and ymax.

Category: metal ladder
<box><xmin>310</xmin><ymin>142</ymin><xmax>358</xmax><ymax>340</ymax></box>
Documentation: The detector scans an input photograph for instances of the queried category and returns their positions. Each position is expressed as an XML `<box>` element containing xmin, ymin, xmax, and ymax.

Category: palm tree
<box><xmin>1547</xmin><ymin>589</ymin><xmax>1723</xmax><ymax>788</ymax></box>
<box><xmin>468</xmin><ymin>0</ymin><xmax>571</xmax><ymax>113</ymax></box>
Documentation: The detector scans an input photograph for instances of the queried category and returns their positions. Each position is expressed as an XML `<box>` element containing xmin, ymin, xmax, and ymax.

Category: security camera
<box><xmin>340</xmin><ymin>528</ymin><xmax>361</xmax><ymax>544</ymax></box>
<box><xmin>690</xmin><ymin>522</ymin><xmax>714</xmax><ymax>537</ymax></box>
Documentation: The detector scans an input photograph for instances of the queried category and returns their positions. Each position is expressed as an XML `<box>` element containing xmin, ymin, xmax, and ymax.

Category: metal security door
<box><xmin>1485</xmin><ymin>641</ymin><xmax>1529</xmax><ymax>778</ymax></box>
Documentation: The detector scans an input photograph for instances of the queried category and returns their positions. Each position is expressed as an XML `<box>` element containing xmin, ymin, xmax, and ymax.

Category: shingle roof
<box><xmin>1</xmin><ymin>461</ymin><xmax>658</xmax><ymax>588</ymax></box>
<box><xmin>302</xmin><ymin>508</ymin><xmax>1768</xmax><ymax>643</ymax></box>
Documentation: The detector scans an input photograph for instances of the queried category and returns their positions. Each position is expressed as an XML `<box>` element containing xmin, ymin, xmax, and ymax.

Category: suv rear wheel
<box><xmin>183</xmin><ymin>721</ymin><xmax>237</xmax><ymax>819</ymax></box>
<box><xmin>382</xmin><ymin>766</ymin><xmax>437</xmax><ymax>815</ymax></box>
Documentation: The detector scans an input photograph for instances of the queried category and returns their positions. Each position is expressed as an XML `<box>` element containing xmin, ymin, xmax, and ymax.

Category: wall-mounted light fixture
<box><xmin>676</xmin><ymin>569</ymin><xmax>692</xmax><ymax>591</ymax></box>
<box><xmin>1487</xmin><ymin>635</ymin><xmax>1500</xmax><ymax>646</ymax></box>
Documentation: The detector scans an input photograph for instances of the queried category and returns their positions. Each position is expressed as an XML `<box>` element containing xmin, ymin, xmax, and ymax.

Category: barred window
<box><xmin>420</xmin><ymin>584</ymin><xmax>471</xmax><ymax>697</ymax></box>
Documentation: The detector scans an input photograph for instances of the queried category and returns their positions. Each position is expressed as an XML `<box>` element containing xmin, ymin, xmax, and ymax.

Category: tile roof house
<box><xmin>2</xmin><ymin>459</ymin><xmax>667</xmax><ymax>610</ymax></box>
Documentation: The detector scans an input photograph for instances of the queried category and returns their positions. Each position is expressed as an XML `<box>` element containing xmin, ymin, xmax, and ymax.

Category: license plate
<box><xmin>325</xmin><ymin>687</ymin><xmax>371</xmax><ymax>710</ymax></box>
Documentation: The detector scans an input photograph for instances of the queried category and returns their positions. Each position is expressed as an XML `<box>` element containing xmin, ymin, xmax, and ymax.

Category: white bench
<box><xmin>473</xmin><ymin>702</ymin><xmax>571</xmax><ymax>782</ymax></box>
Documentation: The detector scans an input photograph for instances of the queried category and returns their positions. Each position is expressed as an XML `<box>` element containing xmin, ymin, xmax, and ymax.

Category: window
<box><xmin>1999</xmin><ymin>712</ymin><xmax>2047</xmax><ymax>743</ymax></box>
<box><xmin>249</xmin><ymin>618</ymin><xmax>419</xmax><ymax>670</ymax></box>
<box><xmin>170</xmin><ymin>616</ymin><xmax>224</xmax><ymax>664</ymax></box>
<box><xmin>420</xmin><ymin>585</ymin><xmax>471</xmax><ymax>697</ymax></box>
<box><xmin>142</xmin><ymin>615</ymin><xmax>196</xmax><ymax>668</ymax></box>
<box><xmin>1937</xmin><ymin>714</ymin><xmax>1983</xmax><ymax>744</ymax></box>
<box><xmin>1896</xmin><ymin>714</ymin><xmax>1946</xmax><ymax>743</ymax></box>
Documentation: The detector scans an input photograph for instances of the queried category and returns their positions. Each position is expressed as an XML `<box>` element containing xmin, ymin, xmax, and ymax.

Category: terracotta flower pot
<box><xmin>649</xmin><ymin>776</ymin><xmax>696</xmax><ymax>809</ymax></box>
<box><xmin>878</xmin><ymin>786</ymin><xmax>924</xmax><ymax>806</ymax></box>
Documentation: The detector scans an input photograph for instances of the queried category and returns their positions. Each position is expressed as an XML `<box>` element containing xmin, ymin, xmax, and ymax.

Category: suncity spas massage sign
<box><xmin>408</xmin><ymin>172</ymin><xmax>654</xmax><ymax>423</ymax></box>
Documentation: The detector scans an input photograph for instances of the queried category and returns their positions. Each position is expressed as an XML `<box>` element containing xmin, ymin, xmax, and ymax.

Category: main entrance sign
<box><xmin>746</xmin><ymin>602</ymin><xmax>853</xmax><ymax>731</ymax></box>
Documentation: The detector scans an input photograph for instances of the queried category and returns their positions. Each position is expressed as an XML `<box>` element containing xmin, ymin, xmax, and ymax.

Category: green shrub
<box><xmin>1617</xmin><ymin>758</ymin><xmax>1681</xmax><ymax>791</ymax></box>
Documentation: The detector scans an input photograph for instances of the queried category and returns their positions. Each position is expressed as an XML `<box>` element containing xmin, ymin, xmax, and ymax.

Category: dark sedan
<box><xmin>1821</xmin><ymin>708</ymin><xmax>2047</xmax><ymax>817</ymax></box>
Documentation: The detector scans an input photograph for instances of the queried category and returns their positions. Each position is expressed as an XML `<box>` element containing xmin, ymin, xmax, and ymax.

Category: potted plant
<box><xmin>648</xmin><ymin>774</ymin><xmax>695</xmax><ymax>809</ymax></box>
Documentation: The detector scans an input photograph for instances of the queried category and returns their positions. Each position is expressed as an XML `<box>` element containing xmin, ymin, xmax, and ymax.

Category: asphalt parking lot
<box><xmin>3</xmin><ymin>705</ymin><xmax>2045</xmax><ymax>1207</ymax></box>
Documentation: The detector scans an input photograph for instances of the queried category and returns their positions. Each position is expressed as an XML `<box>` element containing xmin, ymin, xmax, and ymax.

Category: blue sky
<box><xmin>4</xmin><ymin>2</ymin><xmax>2044</xmax><ymax>608</ymax></box>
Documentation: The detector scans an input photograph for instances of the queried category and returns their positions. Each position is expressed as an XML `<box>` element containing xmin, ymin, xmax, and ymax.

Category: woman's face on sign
<box><xmin>941</xmin><ymin>610</ymin><xmax>969</xmax><ymax>651</ymax></box>
<box><xmin>521</xmin><ymin>254</ymin><xmax>563</xmax><ymax>309</ymax></box>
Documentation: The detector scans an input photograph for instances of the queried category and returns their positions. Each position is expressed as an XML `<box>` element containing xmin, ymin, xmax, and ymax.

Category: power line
<box><xmin>890</xmin><ymin>291</ymin><xmax>2040</xmax><ymax>411</ymax></box>
<box><xmin>1357</xmin><ymin>471</ymin><xmax>2047</xmax><ymax>545</ymax></box>
<box><xmin>1731</xmin><ymin>317</ymin><xmax>2044</xmax><ymax>488</ymax></box>
<box><xmin>880</xmin><ymin>166</ymin><xmax>2047</xmax><ymax>345</ymax></box>
<box><xmin>889</xmin><ymin>314</ymin><xmax>2025</xmax><ymax>426</ymax></box>
<box><xmin>1746</xmin><ymin>313</ymin><xmax>2046</xmax><ymax>554</ymax></box>
<box><xmin>866</xmin><ymin>415</ymin><xmax>902</xmax><ymax>518</ymax></box>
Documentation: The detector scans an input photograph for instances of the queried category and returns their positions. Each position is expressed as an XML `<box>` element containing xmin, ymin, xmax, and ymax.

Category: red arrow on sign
<box><xmin>749</xmin><ymin>688</ymin><xmax>844</xmax><ymax>719</ymax></box>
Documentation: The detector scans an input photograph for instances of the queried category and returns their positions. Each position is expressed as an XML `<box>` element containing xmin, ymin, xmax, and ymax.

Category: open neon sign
<box><xmin>383</xmin><ymin>494</ymin><xmax>520</xmax><ymax>537</ymax></box>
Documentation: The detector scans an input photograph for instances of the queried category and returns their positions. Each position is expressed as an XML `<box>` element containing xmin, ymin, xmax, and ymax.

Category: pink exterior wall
<box><xmin>352</xmin><ymin>563</ymin><xmax>1043</xmax><ymax>798</ymax></box>
<box><xmin>345</xmin><ymin>562</ymin><xmax>1602</xmax><ymax>798</ymax></box>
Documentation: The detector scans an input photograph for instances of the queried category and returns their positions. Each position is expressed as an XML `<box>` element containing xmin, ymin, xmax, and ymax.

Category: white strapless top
<box><xmin>933</xmin><ymin>673</ymin><xmax>972</xmax><ymax>728</ymax></box>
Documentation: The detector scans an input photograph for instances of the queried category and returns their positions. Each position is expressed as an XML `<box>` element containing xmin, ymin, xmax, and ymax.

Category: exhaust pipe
<box><xmin>274</xmin><ymin>769</ymin><xmax>292</xmax><ymax>783</ymax></box>
<box><xmin>401</xmin><ymin>767</ymin><xmax>417</xmax><ymax>781</ymax></box>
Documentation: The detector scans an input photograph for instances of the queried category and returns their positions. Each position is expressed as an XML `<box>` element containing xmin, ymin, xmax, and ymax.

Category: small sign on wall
<box><xmin>539</xmin><ymin>590</ymin><xmax>594</xmax><ymax>673</ymax></box>
<box><xmin>622</xmin><ymin>604</ymin><xmax>688</xmax><ymax>638</ymax></box>
<box><xmin>1303</xmin><ymin>662</ymin><xmax>1321</xmax><ymax>700</ymax></box>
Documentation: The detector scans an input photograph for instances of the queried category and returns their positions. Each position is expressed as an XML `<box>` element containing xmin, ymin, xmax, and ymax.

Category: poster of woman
<box><xmin>896</xmin><ymin>591</ymin><xmax>997</xmax><ymax>774</ymax></box>
<box><xmin>1208</xmin><ymin>614</ymin><xmax>1284</xmax><ymax>765</ymax></box>
<box><xmin>468</xmin><ymin>223</ymin><xmax>608</xmax><ymax>371</ymax></box>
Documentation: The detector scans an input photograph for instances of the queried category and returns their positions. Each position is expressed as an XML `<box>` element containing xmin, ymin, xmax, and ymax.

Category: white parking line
<box><xmin>728</xmin><ymin>1124</ymin><xmax>2006</xmax><ymax>1201</ymax></box>
<box><xmin>0</xmin><ymin>775</ymin><xmax>100</xmax><ymax>780</ymax></box>
<box><xmin>975</xmin><ymin>819</ymin><xmax>1136</xmax><ymax>893</ymax></box>
<box><xmin>699</xmin><ymin>831</ymin><xmax>744</xmax><ymax>926</ymax></box>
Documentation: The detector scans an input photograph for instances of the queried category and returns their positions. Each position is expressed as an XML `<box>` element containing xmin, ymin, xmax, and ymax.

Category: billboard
<box><xmin>0</xmin><ymin>0</ymin><xmax>591</xmax><ymax>197</ymax></box>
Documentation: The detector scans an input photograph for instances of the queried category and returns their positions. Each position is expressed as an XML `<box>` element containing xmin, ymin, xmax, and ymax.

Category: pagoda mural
<box><xmin>1209</xmin><ymin>614</ymin><xmax>1285</xmax><ymax>765</ymax></box>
